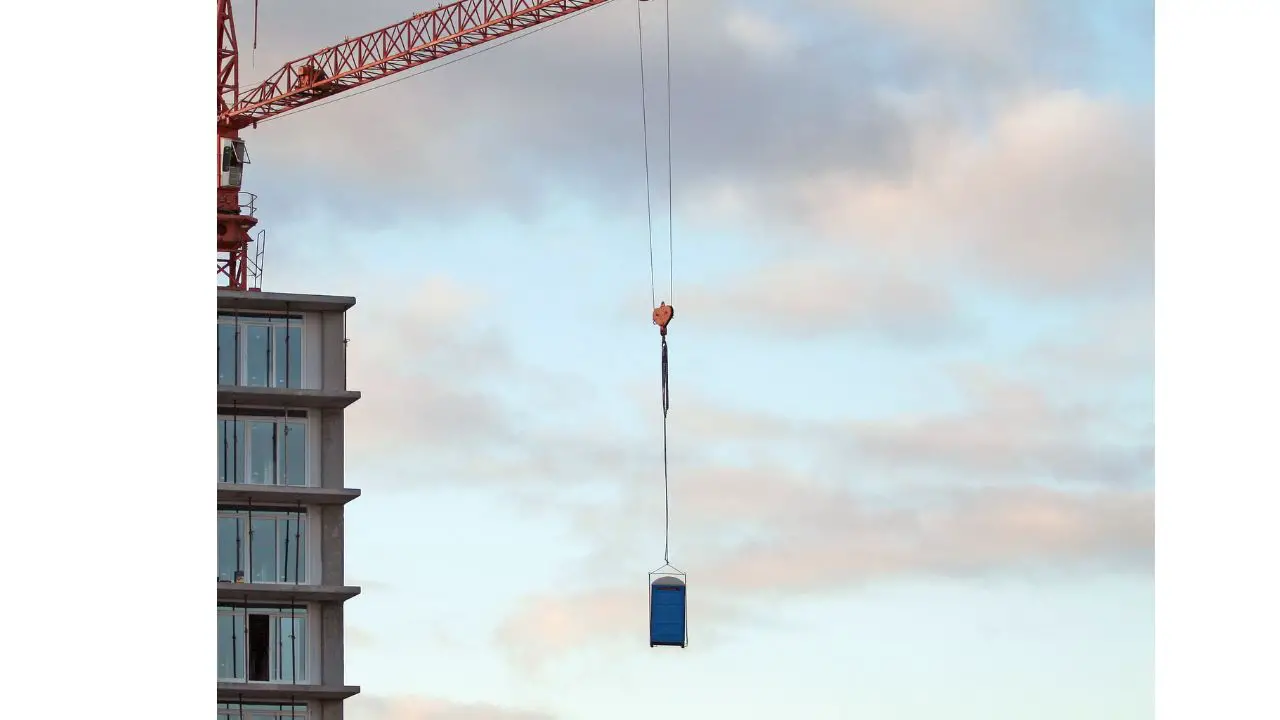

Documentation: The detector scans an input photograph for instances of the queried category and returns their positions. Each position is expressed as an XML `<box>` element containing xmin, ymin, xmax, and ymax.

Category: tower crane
<box><xmin>216</xmin><ymin>0</ymin><xmax>689</xmax><ymax>651</ymax></box>
<box><xmin>216</xmin><ymin>0</ymin><xmax>619</xmax><ymax>291</ymax></box>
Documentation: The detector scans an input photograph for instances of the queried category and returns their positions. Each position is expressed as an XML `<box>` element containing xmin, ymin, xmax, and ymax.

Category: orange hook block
<box><xmin>653</xmin><ymin>302</ymin><xmax>674</xmax><ymax>336</ymax></box>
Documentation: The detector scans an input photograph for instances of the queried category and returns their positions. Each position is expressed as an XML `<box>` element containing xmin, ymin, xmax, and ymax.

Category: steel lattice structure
<box><xmin>216</xmin><ymin>0</ymin><xmax>613</xmax><ymax>290</ymax></box>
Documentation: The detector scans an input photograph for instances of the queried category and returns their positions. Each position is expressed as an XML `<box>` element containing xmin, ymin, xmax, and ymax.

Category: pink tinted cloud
<box><xmin>688</xmin><ymin>256</ymin><xmax>967</xmax><ymax>342</ymax></box>
<box><xmin>344</xmin><ymin>281</ymin><xmax>519</xmax><ymax>454</ymax></box>
<box><xmin>347</xmin><ymin>695</ymin><xmax>553</xmax><ymax>720</ymax></box>
<box><xmin>497</xmin><ymin>467</ymin><xmax>1151</xmax><ymax>663</ymax></box>
<box><xmin>703</xmin><ymin>484</ymin><xmax>1152</xmax><ymax>592</ymax></box>
<box><xmin>784</xmin><ymin>90</ymin><xmax>1152</xmax><ymax>297</ymax></box>
<box><xmin>844</xmin><ymin>368</ymin><xmax>1151</xmax><ymax>485</ymax></box>
<box><xmin>496</xmin><ymin>584</ymin><xmax>750</xmax><ymax>666</ymax></box>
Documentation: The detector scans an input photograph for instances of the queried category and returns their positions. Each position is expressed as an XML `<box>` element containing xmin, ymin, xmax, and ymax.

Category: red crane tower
<box><xmin>216</xmin><ymin>0</ymin><xmax>616</xmax><ymax>291</ymax></box>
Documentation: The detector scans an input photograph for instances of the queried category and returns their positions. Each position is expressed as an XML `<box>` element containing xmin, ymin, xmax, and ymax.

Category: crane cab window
<box><xmin>222</xmin><ymin>141</ymin><xmax>250</xmax><ymax>172</ymax></box>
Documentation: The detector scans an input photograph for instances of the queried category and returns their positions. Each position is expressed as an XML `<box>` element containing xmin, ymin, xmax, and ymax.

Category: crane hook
<box><xmin>652</xmin><ymin>302</ymin><xmax>674</xmax><ymax>337</ymax></box>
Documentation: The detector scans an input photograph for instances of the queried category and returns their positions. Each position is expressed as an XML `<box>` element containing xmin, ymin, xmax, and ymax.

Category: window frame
<box><xmin>217</xmin><ymin>507</ymin><xmax>309</xmax><ymax>585</ymax></box>
<box><xmin>217</xmin><ymin>313</ymin><xmax>306</xmax><ymax>389</ymax></box>
<box><xmin>217</xmin><ymin>604</ymin><xmax>311</xmax><ymax>685</ymax></box>
<box><xmin>218</xmin><ymin>412</ymin><xmax>310</xmax><ymax>487</ymax></box>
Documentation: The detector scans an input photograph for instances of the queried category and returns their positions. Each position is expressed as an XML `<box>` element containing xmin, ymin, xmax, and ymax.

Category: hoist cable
<box><xmin>661</xmin><ymin>336</ymin><xmax>671</xmax><ymax>565</ymax></box>
<box><xmin>639</xmin><ymin>0</ymin><xmax>678</xmax><ymax>568</ymax></box>
<box><xmin>662</xmin><ymin>0</ymin><xmax>675</xmax><ymax>305</ymax></box>
<box><xmin>635</xmin><ymin>0</ymin><xmax>657</xmax><ymax>309</ymax></box>
<box><xmin>252</xmin><ymin>0</ymin><xmax>259</xmax><ymax>66</ymax></box>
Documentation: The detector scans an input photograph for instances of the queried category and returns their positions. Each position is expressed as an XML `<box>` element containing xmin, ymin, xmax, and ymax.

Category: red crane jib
<box><xmin>215</xmin><ymin>0</ymin><xmax>613</xmax><ymax>291</ymax></box>
<box><xmin>220</xmin><ymin>0</ymin><xmax>613</xmax><ymax>130</ymax></box>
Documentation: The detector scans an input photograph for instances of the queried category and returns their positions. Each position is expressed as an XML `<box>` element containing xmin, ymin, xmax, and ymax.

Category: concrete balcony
<box><xmin>217</xmin><ymin>582</ymin><xmax>361</xmax><ymax>604</ymax></box>
<box><xmin>218</xmin><ymin>385</ymin><xmax>360</xmax><ymax>410</ymax></box>
<box><xmin>218</xmin><ymin>483</ymin><xmax>361</xmax><ymax>507</ymax></box>
<box><xmin>216</xmin><ymin>290</ymin><xmax>356</xmax><ymax>314</ymax></box>
<box><xmin>218</xmin><ymin>682</ymin><xmax>360</xmax><ymax>703</ymax></box>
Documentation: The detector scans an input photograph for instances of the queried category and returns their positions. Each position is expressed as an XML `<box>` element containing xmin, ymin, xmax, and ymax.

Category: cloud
<box><xmin>347</xmin><ymin>695</ymin><xmax>553</xmax><ymax>720</ymax></box>
<box><xmin>488</xmin><ymin>323</ymin><xmax>1151</xmax><ymax>664</ymax></box>
<box><xmin>344</xmin><ymin>276</ymin><xmax>523</xmax><ymax>456</ymax></box>
<box><xmin>340</xmin><ymin>275</ymin><xmax>651</xmax><ymax>491</ymax></box>
<box><xmin>845</xmin><ymin>367</ymin><xmax>1153</xmax><ymax>486</ymax></box>
<box><xmin>496</xmin><ymin>465</ymin><xmax>1151</xmax><ymax>663</ymax></box>
<box><xmin>1028</xmin><ymin>297</ymin><xmax>1153</xmax><ymax>388</ymax></box>
<box><xmin>496</xmin><ymin>586</ymin><xmax>634</xmax><ymax>668</ymax></box>
<box><xmin>496</xmin><ymin>583</ymin><xmax>750</xmax><ymax>666</ymax></box>
<box><xmin>234</xmin><ymin>0</ymin><xmax>931</xmax><ymax>223</ymax></box>
<box><xmin>809</xmin><ymin>0</ymin><xmax>1029</xmax><ymax>50</ymax></box>
<box><xmin>230</xmin><ymin>0</ymin><xmax>1151</xmax><ymax>304</ymax></box>
<box><xmin>712</xmin><ymin>89</ymin><xmax>1153</xmax><ymax>299</ymax></box>
<box><xmin>689</xmin><ymin>256</ymin><xmax>966</xmax><ymax>342</ymax></box>
<box><xmin>341</xmin><ymin>274</ymin><xmax>1150</xmax><ymax>497</ymax></box>
<box><xmin>700</xmin><ymin>483</ymin><xmax>1153</xmax><ymax>592</ymax></box>
<box><xmin>346</xmin><ymin>625</ymin><xmax>379</xmax><ymax>650</ymax></box>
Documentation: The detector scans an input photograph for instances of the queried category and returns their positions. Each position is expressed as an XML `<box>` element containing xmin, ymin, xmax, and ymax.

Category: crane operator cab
<box><xmin>220</xmin><ymin>137</ymin><xmax>251</xmax><ymax>193</ymax></box>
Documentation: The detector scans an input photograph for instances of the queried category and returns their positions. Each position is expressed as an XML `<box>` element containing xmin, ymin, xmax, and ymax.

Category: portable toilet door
<box><xmin>649</xmin><ymin>575</ymin><xmax>687</xmax><ymax>648</ymax></box>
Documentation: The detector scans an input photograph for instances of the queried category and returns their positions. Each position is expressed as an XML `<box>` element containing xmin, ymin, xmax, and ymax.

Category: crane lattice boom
<box><xmin>216</xmin><ymin>0</ymin><xmax>614</xmax><ymax>290</ymax></box>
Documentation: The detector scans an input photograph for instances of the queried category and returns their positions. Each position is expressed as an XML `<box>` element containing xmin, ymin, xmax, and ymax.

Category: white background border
<box><xmin>1157</xmin><ymin>0</ymin><xmax>1280</xmax><ymax>717</ymax></box>
<box><xmin>1</xmin><ymin>0</ymin><xmax>1273</xmax><ymax>717</ymax></box>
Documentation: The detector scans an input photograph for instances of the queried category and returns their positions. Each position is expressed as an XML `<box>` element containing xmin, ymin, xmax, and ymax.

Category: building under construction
<box><xmin>217</xmin><ymin>290</ymin><xmax>363</xmax><ymax>720</ymax></box>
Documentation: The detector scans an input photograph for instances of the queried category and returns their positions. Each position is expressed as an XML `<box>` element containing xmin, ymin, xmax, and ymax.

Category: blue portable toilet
<box><xmin>649</xmin><ymin>575</ymin><xmax>687</xmax><ymax>647</ymax></box>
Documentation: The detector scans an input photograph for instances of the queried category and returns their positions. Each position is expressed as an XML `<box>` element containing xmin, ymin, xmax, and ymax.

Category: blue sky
<box><xmin>231</xmin><ymin>0</ymin><xmax>1153</xmax><ymax>717</ymax></box>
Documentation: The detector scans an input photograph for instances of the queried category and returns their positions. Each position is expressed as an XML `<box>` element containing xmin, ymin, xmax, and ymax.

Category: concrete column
<box><xmin>320</xmin><ymin>311</ymin><xmax>346</xmax><ymax>391</ymax></box>
<box><xmin>320</xmin><ymin>505</ymin><xmax>345</xmax><ymax>586</ymax></box>
<box><xmin>321</xmin><ymin>603</ymin><xmax>346</xmax><ymax>685</ymax></box>
<box><xmin>319</xmin><ymin>409</ymin><xmax>344</xmax><ymax>489</ymax></box>
<box><xmin>317</xmin><ymin>699</ymin><xmax>344</xmax><ymax>720</ymax></box>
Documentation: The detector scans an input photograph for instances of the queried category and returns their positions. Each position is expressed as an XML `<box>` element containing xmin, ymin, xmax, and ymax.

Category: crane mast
<box><xmin>216</xmin><ymin>0</ymin><xmax>615</xmax><ymax>290</ymax></box>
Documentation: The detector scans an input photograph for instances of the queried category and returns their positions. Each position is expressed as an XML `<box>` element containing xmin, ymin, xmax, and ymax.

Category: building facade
<box><xmin>217</xmin><ymin>290</ymin><xmax>362</xmax><ymax>720</ymax></box>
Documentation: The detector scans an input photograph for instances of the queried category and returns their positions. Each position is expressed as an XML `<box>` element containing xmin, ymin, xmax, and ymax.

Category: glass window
<box><xmin>274</xmin><ymin>324</ymin><xmax>303</xmax><ymax>388</ymax></box>
<box><xmin>221</xmin><ymin>417</ymin><xmax>307</xmax><ymax>486</ymax></box>
<box><xmin>218</xmin><ymin>419</ymin><xmax>245</xmax><ymax>484</ymax></box>
<box><xmin>218</xmin><ymin>420</ymin><xmax>227</xmax><ymax>482</ymax></box>
<box><xmin>250</xmin><ymin>517</ymin><xmax>278</xmax><ymax>583</ymax></box>
<box><xmin>247</xmin><ymin>421</ymin><xmax>276</xmax><ymax>485</ymax></box>
<box><xmin>218</xmin><ymin>516</ymin><xmax>242</xmax><ymax>582</ymax></box>
<box><xmin>218</xmin><ymin>607</ymin><xmax>308</xmax><ymax>684</ymax></box>
<box><xmin>220</xmin><ymin>510</ymin><xmax>307</xmax><ymax>584</ymax></box>
<box><xmin>218</xmin><ymin>323</ymin><xmax>238</xmax><ymax>385</ymax></box>
<box><xmin>279</xmin><ymin>517</ymin><xmax>304</xmax><ymax>583</ymax></box>
<box><xmin>244</xmin><ymin>324</ymin><xmax>271</xmax><ymax>387</ymax></box>
<box><xmin>275</xmin><ymin>616</ymin><xmax>306</xmax><ymax>682</ymax></box>
<box><xmin>218</xmin><ymin>315</ymin><xmax>306</xmax><ymax>389</ymax></box>
<box><xmin>217</xmin><ymin>610</ymin><xmax>245</xmax><ymax>680</ymax></box>
<box><xmin>280</xmin><ymin>422</ymin><xmax>307</xmax><ymax>487</ymax></box>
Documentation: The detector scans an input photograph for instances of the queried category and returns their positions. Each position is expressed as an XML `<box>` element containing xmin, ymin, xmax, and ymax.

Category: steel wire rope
<box><xmin>637</xmin><ymin>0</ymin><xmax>676</xmax><ymax>567</ymax></box>
<box><xmin>636</xmin><ymin>0</ymin><xmax>658</xmax><ymax>308</ymax></box>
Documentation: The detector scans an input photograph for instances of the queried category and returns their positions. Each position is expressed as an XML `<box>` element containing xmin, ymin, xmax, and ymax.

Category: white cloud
<box><xmin>689</xmin><ymin>255</ymin><xmax>963</xmax><ymax>341</ymax></box>
<box><xmin>724</xmin><ymin>9</ymin><xmax>797</xmax><ymax>58</ymax></box>
<box><xmin>813</xmin><ymin>0</ymin><xmax>1029</xmax><ymax>49</ymax></box>
<box><xmin>784</xmin><ymin>90</ymin><xmax>1153</xmax><ymax>297</ymax></box>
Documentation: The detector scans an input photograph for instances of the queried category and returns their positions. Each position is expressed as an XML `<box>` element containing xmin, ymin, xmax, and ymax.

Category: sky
<box><xmin>228</xmin><ymin>0</ymin><xmax>1153</xmax><ymax>717</ymax></box>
